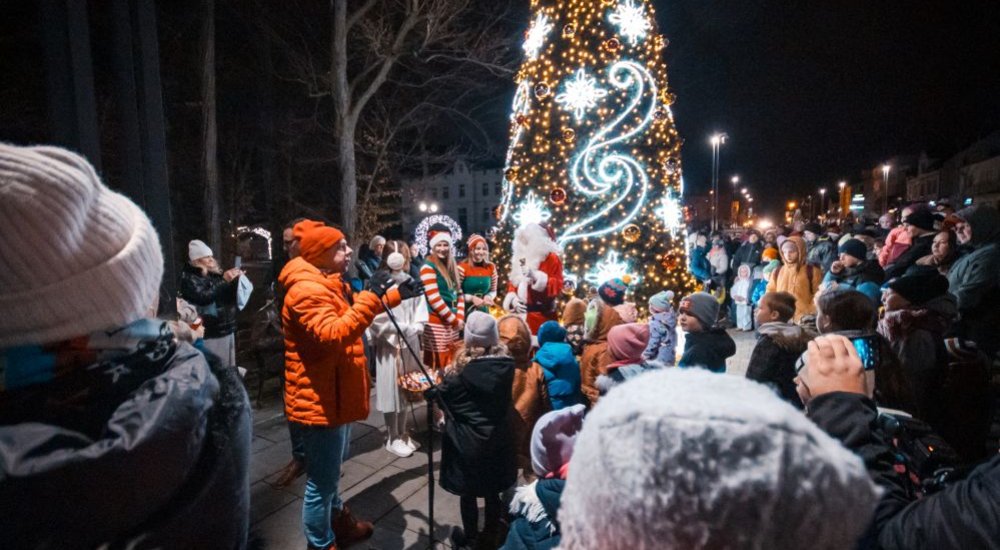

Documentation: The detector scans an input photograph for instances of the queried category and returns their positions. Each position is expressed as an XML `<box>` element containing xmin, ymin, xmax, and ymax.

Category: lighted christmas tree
<box><xmin>491</xmin><ymin>0</ymin><xmax>695</xmax><ymax>306</ymax></box>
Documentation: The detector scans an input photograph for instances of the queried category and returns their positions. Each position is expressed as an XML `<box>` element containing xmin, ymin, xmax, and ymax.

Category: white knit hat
<box><xmin>188</xmin><ymin>239</ymin><xmax>213</xmax><ymax>262</ymax></box>
<box><xmin>561</xmin><ymin>368</ymin><xmax>880</xmax><ymax>550</ymax></box>
<box><xmin>464</xmin><ymin>311</ymin><xmax>499</xmax><ymax>348</ymax></box>
<box><xmin>0</xmin><ymin>144</ymin><xmax>164</xmax><ymax>347</ymax></box>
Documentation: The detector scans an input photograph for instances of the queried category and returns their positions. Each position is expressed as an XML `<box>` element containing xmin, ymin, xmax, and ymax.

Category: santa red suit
<box><xmin>503</xmin><ymin>223</ymin><xmax>564</xmax><ymax>334</ymax></box>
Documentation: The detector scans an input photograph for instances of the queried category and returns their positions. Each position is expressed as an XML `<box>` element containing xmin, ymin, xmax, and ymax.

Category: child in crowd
<box><xmin>643</xmin><ymin>290</ymin><xmax>677</xmax><ymax>365</ymax></box>
<box><xmin>597</xmin><ymin>323</ymin><xmax>661</xmax><ymax>395</ymax></box>
<box><xmin>766</xmin><ymin>236</ymin><xmax>822</xmax><ymax>322</ymax></box>
<box><xmin>432</xmin><ymin>312</ymin><xmax>516</xmax><ymax>550</ymax></box>
<box><xmin>822</xmin><ymin>238</ymin><xmax>885</xmax><ymax>304</ymax></box>
<box><xmin>533</xmin><ymin>321</ymin><xmax>586</xmax><ymax>411</ymax></box>
<box><xmin>745</xmin><ymin>292</ymin><xmax>811</xmax><ymax>408</ymax></box>
<box><xmin>580</xmin><ymin>280</ymin><xmax>627</xmax><ymax>405</ymax></box>
<box><xmin>731</xmin><ymin>263</ymin><xmax>754</xmax><ymax>331</ymax></box>
<box><xmin>503</xmin><ymin>404</ymin><xmax>586</xmax><ymax>549</ymax></box>
<box><xmin>561</xmin><ymin>297</ymin><xmax>587</xmax><ymax>356</ymax></box>
<box><xmin>677</xmin><ymin>292</ymin><xmax>736</xmax><ymax>373</ymax></box>
<box><xmin>500</xmin><ymin>314</ymin><xmax>544</xmax><ymax>477</ymax></box>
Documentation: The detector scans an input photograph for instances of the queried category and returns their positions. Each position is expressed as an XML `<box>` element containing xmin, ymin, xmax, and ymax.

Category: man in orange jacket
<box><xmin>280</xmin><ymin>220</ymin><xmax>422</xmax><ymax>550</ymax></box>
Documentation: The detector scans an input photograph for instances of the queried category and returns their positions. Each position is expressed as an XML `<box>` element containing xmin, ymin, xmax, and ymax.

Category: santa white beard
<box><xmin>508</xmin><ymin>225</ymin><xmax>561</xmax><ymax>287</ymax></box>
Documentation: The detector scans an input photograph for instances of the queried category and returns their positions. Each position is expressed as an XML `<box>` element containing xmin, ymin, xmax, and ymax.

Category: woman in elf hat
<box><xmin>458</xmin><ymin>234</ymin><xmax>498</xmax><ymax>315</ymax></box>
<box><xmin>420</xmin><ymin>225</ymin><xmax>466</xmax><ymax>369</ymax></box>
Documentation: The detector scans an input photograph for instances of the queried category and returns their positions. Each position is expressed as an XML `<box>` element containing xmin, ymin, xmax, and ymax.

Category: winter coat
<box><xmin>823</xmin><ymin>260</ymin><xmax>885</xmax><ymax>290</ymax></box>
<box><xmin>534</xmin><ymin>342</ymin><xmax>585</xmax><ymax>410</ymax></box>
<box><xmin>678</xmin><ymin>328</ymin><xmax>736</xmax><ymax>373</ymax></box>
<box><xmin>0</xmin><ymin>322</ymin><xmax>252</xmax><ymax>548</ymax></box>
<box><xmin>502</xmin><ymin>479</ymin><xmax>566</xmax><ymax>550</ymax></box>
<box><xmin>644</xmin><ymin>310</ymin><xmax>677</xmax><ymax>365</ymax></box>
<box><xmin>707</xmin><ymin>245</ymin><xmax>729</xmax><ymax>278</ymax></box>
<box><xmin>596</xmin><ymin>360</ymin><xmax>664</xmax><ymax>395</ymax></box>
<box><xmin>807</xmin><ymin>237</ymin><xmax>838</xmax><ymax>273</ymax></box>
<box><xmin>562</xmin><ymin>298</ymin><xmax>587</xmax><ymax>356</ymax></box>
<box><xmin>807</xmin><ymin>392</ymin><xmax>1000</xmax><ymax>550</ymax></box>
<box><xmin>178</xmin><ymin>263</ymin><xmax>239</xmax><ymax>338</ymax></box>
<box><xmin>766</xmin><ymin>236</ymin><xmax>823</xmax><ymax>321</ymax></box>
<box><xmin>884</xmin><ymin>232</ymin><xmax>935</xmax><ymax>280</ymax></box>
<box><xmin>366</xmin><ymin>276</ymin><xmax>429</xmax><ymax>413</ymax></box>
<box><xmin>750</xmin><ymin>278</ymin><xmax>768</xmax><ymax>306</ymax></box>
<box><xmin>500</xmin><ymin>315</ymin><xmax>547</xmax><ymax>473</ymax></box>
<box><xmin>580</xmin><ymin>305</ymin><xmax>625</xmax><ymax>406</ymax></box>
<box><xmin>947</xmin><ymin>205</ymin><xmax>1000</xmax><ymax>358</ymax></box>
<box><xmin>688</xmin><ymin>244</ymin><xmax>712</xmax><ymax>282</ymax></box>
<box><xmin>435</xmin><ymin>355</ymin><xmax>517</xmax><ymax>497</ymax></box>
<box><xmin>746</xmin><ymin>322</ymin><xmax>811</xmax><ymax>408</ymax></box>
<box><xmin>878</xmin><ymin>226</ymin><xmax>911</xmax><ymax>267</ymax></box>
<box><xmin>279</xmin><ymin>256</ymin><xmax>401</xmax><ymax>426</ymax></box>
<box><xmin>732</xmin><ymin>240</ymin><xmax>764</xmax><ymax>271</ymax></box>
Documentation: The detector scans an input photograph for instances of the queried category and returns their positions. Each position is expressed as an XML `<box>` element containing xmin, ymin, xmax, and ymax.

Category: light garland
<box><xmin>608</xmin><ymin>0</ymin><xmax>650</xmax><ymax>45</ymax></box>
<box><xmin>523</xmin><ymin>13</ymin><xmax>552</xmax><ymax>60</ymax></box>
<box><xmin>555</xmin><ymin>68</ymin><xmax>608</xmax><ymax>122</ymax></box>
<box><xmin>413</xmin><ymin>214</ymin><xmax>463</xmax><ymax>257</ymax></box>
<box><xmin>584</xmin><ymin>250</ymin><xmax>640</xmax><ymax>286</ymax></box>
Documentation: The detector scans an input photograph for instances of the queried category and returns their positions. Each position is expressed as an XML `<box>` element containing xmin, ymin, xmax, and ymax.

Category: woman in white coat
<box><xmin>367</xmin><ymin>240</ymin><xmax>429</xmax><ymax>457</ymax></box>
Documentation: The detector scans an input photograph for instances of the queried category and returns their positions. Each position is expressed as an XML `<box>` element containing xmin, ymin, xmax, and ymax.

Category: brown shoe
<box><xmin>332</xmin><ymin>505</ymin><xmax>374</xmax><ymax>548</ymax></box>
<box><xmin>274</xmin><ymin>457</ymin><xmax>305</xmax><ymax>487</ymax></box>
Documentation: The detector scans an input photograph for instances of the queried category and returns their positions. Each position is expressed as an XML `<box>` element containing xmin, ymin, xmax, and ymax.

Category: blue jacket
<box><xmin>644</xmin><ymin>310</ymin><xmax>677</xmax><ymax>365</ymax></box>
<box><xmin>533</xmin><ymin>342</ymin><xmax>585</xmax><ymax>410</ymax></box>
<box><xmin>750</xmin><ymin>278</ymin><xmax>768</xmax><ymax>306</ymax></box>
<box><xmin>502</xmin><ymin>479</ymin><xmax>565</xmax><ymax>550</ymax></box>
<box><xmin>689</xmin><ymin>245</ymin><xmax>712</xmax><ymax>282</ymax></box>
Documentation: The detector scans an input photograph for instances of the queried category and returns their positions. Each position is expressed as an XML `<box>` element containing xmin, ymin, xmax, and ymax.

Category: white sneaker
<box><xmin>385</xmin><ymin>438</ymin><xmax>414</xmax><ymax>458</ymax></box>
<box><xmin>403</xmin><ymin>435</ymin><xmax>420</xmax><ymax>452</ymax></box>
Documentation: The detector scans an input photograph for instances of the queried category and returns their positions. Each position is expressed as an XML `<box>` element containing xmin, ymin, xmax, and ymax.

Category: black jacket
<box><xmin>884</xmin><ymin>232</ymin><xmax>935</xmax><ymax>280</ymax></box>
<box><xmin>179</xmin><ymin>263</ymin><xmax>239</xmax><ymax>338</ymax></box>
<box><xmin>732</xmin><ymin>240</ymin><xmax>764</xmax><ymax>270</ymax></box>
<box><xmin>807</xmin><ymin>237</ymin><xmax>839</xmax><ymax>273</ymax></box>
<box><xmin>434</xmin><ymin>355</ymin><xmax>517</xmax><ymax>497</ymax></box>
<box><xmin>807</xmin><ymin>392</ymin><xmax>1000</xmax><ymax>550</ymax></box>
<box><xmin>502</xmin><ymin>479</ymin><xmax>565</xmax><ymax>550</ymax></box>
<box><xmin>745</xmin><ymin>323</ymin><xmax>812</xmax><ymax>408</ymax></box>
<box><xmin>828</xmin><ymin>260</ymin><xmax>885</xmax><ymax>288</ymax></box>
<box><xmin>0</xmin><ymin>323</ymin><xmax>252</xmax><ymax>548</ymax></box>
<box><xmin>678</xmin><ymin>328</ymin><xmax>736</xmax><ymax>373</ymax></box>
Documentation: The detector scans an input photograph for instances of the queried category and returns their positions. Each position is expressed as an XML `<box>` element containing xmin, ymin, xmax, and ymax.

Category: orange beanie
<box><xmin>762</xmin><ymin>247</ymin><xmax>780</xmax><ymax>261</ymax></box>
<box><xmin>296</xmin><ymin>220</ymin><xmax>345</xmax><ymax>265</ymax></box>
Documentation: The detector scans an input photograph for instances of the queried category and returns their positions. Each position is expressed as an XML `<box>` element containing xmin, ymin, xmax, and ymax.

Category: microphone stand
<box><xmin>378</xmin><ymin>294</ymin><xmax>453</xmax><ymax>549</ymax></box>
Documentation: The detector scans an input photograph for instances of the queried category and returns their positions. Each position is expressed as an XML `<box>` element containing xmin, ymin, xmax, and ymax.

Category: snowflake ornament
<box><xmin>654</xmin><ymin>195</ymin><xmax>684</xmax><ymax>237</ymax></box>
<box><xmin>609</xmin><ymin>0</ymin><xmax>650</xmax><ymax>45</ymax></box>
<box><xmin>555</xmin><ymin>68</ymin><xmax>609</xmax><ymax>122</ymax></box>
<box><xmin>513</xmin><ymin>191</ymin><xmax>552</xmax><ymax>227</ymax></box>
<box><xmin>523</xmin><ymin>14</ymin><xmax>552</xmax><ymax>60</ymax></box>
<box><xmin>584</xmin><ymin>250</ymin><xmax>640</xmax><ymax>286</ymax></box>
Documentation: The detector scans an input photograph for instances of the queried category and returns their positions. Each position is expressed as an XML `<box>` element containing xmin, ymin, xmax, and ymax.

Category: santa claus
<box><xmin>503</xmin><ymin>223</ymin><xmax>564</xmax><ymax>334</ymax></box>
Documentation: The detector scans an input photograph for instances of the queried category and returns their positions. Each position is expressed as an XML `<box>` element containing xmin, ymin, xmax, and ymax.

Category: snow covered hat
<box><xmin>561</xmin><ymin>368</ymin><xmax>879</xmax><ymax>550</ymax></box>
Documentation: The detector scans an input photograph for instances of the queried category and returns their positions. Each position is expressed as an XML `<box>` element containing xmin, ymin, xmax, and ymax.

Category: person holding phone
<box><xmin>179</xmin><ymin>239</ymin><xmax>244</xmax><ymax>368</ymax></box>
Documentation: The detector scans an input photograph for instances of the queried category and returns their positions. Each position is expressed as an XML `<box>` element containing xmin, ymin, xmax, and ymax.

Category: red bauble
<box><xmin>549</xmin><ymin>187</ymin><xmax>567</xmax><ymax>204</ymax></box>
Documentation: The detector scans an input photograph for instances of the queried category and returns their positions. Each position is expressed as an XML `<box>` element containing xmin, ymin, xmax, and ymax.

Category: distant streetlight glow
<box><xmin>881</xmin><ymin>164</ymin><xmax>891</xmax><ymax>214</ymax></box>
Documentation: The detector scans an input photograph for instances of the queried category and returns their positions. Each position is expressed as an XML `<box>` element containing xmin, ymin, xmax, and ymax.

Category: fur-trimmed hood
<box><xmin>757</xmin><ymin>322</ymin><xmax>813</xmax><ymax>353</ymax></box>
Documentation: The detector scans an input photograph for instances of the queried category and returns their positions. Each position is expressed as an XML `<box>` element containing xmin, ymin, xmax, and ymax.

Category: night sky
<box><xmin>655</xmin><ymin>0</ymin><xmax>1000</xmax><ymax>218</ymax></box>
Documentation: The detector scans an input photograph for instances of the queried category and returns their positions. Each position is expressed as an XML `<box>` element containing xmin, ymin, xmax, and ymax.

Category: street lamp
<box><xmin>709</xmin><ymin>133</ymin><xmax>728</xmax><ymax>232</ymax></box>
<box><xmin>418</xmin><ymin>201</ymin><xmax>428</xmax><ymax>212</ymax></box>
<box><xmin>881</xmin><ymin>164</ymin><xmax>891</xmax><ymax>214</ymax></box>
<box><xmin>819</xmin><ymin>188</ymin><xmax>827</xmax><ymax>219</ymax></box>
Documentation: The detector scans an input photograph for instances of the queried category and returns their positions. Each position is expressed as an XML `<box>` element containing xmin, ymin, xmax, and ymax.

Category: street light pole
<box><xmin>819</xmin><ymin>188</ymin><xmax>827</xmax><ymax>220</ymax></box>
<box><xmin>881</xmin><ymin>164</ymin><xmax>891</xmax><ymax>215</ymax></box>
<box><xmin>838</xmin><ymin>180</ymin><xmax>846</xmax><ymax>218</ymax></box>
<box><xmin>710</xmin><ymin>133</ymin><xmax>728</xmax><ymax>232</ymax></box>
<box><xmin>730</xmin><ymin>175</ymin><xmax>739</xmax><ymax>227</ymax></box>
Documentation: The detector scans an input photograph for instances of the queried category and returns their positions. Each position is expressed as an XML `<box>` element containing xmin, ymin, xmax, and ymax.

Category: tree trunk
<box><xmin>331</xmin><ymin>0</ymin><xmax>356</xmax><ymax>237</ymax></box>
<box><xmin>202</xmin><ymin>0</ymin><xmax>221</xmax><ymax>253</ymax></box>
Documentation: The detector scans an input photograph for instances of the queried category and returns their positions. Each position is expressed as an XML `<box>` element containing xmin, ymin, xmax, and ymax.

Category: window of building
<box><xmin>431</xmin><ymin>187</ymin><xmax>438</xmax><ymax>199</ymax></box>
<box><xmin>482</xmin><ymin>182</ymin><xmax>489</xmax><ymax>196</ymax></box>
<box><xmin>459</xmin><ymin>184</ymin><xmax>466</xmax><ymax>198</ymax></box>
<box><xmin>482</xmin><ymin>207</ymin><xmax>490</xmax><ymax>222</ymax></box>
<box><xmin>458</xmin><ymin>207</ymin><xmax>468</xmax><ymax>228</ymax></box>
<box><xmin>495</xmin><ymin>181</ymin><xmax>502</xmax><ymax>195</ymax></box>
<box><xmin>443</xmin><ymin>186</ymin><xmax>450</xmax><ymax>199</ymax></box>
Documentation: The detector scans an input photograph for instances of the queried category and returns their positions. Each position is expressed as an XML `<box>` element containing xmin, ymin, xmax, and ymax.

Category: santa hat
<box><xmin>540</xmin><ymin>223</ymin><xmax>557</xmax><ymax>242</ymax></box>
<box><xmin>429</xmin><ymin>229</ymin><xmax>453</xmax><ymax>249</ymax></box>
<box><xmin>467</xmin><ymin>234</ymin><xmax>487</xmax><ymax>251</ymax></box>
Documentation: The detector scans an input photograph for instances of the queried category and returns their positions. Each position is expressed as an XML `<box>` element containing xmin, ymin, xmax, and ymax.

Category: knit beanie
<box><xmin>613</xmin><ymin>302</ymin><xmax>639</xmax><ymax>323</ymax></box>
<box><xmin>466</xmin><ymin>233</ymin><xmax>487</xmax><ymax>252</ymax></box>
<box><xmin>188</xmin><ymin>239</ymin><xmax>213</xmax><ymax>262</ymax></box>
<box><xmin>761</xmin><ymin>247</ymin><xmax>780</xmax><ymax>262</ymax></box>
<box><xmin>903</xmin><ymin>208</ymin><xmax>936</xmax><ymax>231</ymax></box>
<box><xmin>0</xmin><ymin>143</ymin><xmax>164</xmax><ymax>347</ymax></box>
<box><xmin>648</xmin><ymin>290</ymin><xmax>674</xmax><ymax>314</ymax></box>
<box><xmin>607</xmin><ymin>323</ymin><xmax>650</xmax><ymax>365</ymax></box>
<box><xmin>464</xmin><ymin>311</ymin><xmax>499</xmax><ymax>348</ymax></box>
<box><xmin>598</xmin><ymin>278</ymin><xmax>627</xmax><ymax>306</ymax></box>
<box><xmin>679</xmin><ymin>292</ymin><xmax>719</xmax><ymax>330</ymax></box>
<box><xmin>887</xmin><ymin>271</ymin><xmax>949</xmax><ymax>305</ymax></box>
<box><xmin>298</xmin><ymin>222</ymin><xmax>345</xmax><ymax>266</ymax></box>
<box><xmin>562</xmin><ymin>297</ymin><xmax>587</xmax><ymax>326</ymax></box>
<box><xmin>804</xmin><ymin>222</ymin><xmax>823</xmax><ymax>236</ymax></box>
<box><xmin>838</xmin><ymin>238</ymin><xmax>867</xmax><ymax>262</ymax></box>
<box><xmin>531</xmin><ymin>403</ymin><xmax>586</xmax><ymax>479</ymax></box>
<box><xmin>537</xmin><ymin>320</ymin><xmax>567</xmax><ymax>346</ymax></box>
<box><xmin>560</xmin><ymin>369</ymin><xmax>879</xmax><ymax>550</ymax></box>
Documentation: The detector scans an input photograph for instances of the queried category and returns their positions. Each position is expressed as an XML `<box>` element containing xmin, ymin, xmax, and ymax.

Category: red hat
<box><xmin>297</xmin><ymin>220</ymin><xmax>345</xmax><ymax>265</ymax></box>
<box><xmin>467</xmin><ymin>234</ymin><xmax>487</xmax><ymax>250</ymax></box>
<box><xmin>429</xmin><ymin>229</ymin><xmax>453</xmax><ymax>249</ymax></box>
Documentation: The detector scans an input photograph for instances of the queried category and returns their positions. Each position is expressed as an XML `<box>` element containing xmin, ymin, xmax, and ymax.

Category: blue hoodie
<box><xmin>533</xmin><ymin>342</ymin><xmax>585</xmax><ymax>410</ymax></box>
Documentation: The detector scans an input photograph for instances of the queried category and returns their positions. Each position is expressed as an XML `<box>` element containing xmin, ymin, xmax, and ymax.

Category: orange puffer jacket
<box><xmin>280</xmin><ymin>257</ymin><xmax>401</xmax><ymax>426</ymax></box>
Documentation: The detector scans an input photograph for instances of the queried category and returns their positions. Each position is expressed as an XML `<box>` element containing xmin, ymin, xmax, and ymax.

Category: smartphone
<box><xmin>234</xmin><ymin>256</ymin><xmax>242</xmax><ymax>269</ymax></box>
<box><xmin>851</xmin><ymin>335</ymin><xmax>880</xmax><ymax>371</ymax></box>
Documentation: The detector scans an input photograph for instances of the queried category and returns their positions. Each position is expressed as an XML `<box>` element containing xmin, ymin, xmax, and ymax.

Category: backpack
<box><xmin>772</xmin><ymin>264</ymin><xmax>817</xmax><ymax>295</ymax></box>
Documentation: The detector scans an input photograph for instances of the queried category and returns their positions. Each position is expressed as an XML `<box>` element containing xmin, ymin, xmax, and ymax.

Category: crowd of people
<box><xmin>2</xmin><ymin>142</ymin><xmax>1000</xmax><ymax>550</ymax></box>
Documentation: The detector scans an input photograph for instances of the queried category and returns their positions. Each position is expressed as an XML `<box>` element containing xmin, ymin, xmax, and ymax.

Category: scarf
<box><xmin>878</xmin><ymin>308</ymin><xmax>949</xmax><ymax>343</ymax></box>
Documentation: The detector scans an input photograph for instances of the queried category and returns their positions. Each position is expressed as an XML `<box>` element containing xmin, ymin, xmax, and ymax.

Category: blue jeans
<box><xmin>301</xmin><ymin>423</ymin><xmax>352</xmax><ymax>548</ymax></box>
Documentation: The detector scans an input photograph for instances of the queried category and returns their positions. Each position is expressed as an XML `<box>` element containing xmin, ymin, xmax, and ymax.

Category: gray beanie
<box><xmin>679</xmin><ymin>292</ymin><xmax>719</xmax><ymax>330</ymax></box>
<box><xmin>561</xmin><ymin>369</ymin><xmax>880</xmax><ymax>550</ymax></box>
<box><xmin>464</xmin><ymin>311</ymin><xmax>499</xmax><ymax>348</ymax></box>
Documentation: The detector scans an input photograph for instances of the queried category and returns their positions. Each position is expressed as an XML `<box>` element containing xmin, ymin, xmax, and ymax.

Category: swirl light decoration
<box><xmin>491</xmin><ymin>0</ymin><xmax>697</xmax><ymax>308</ymax></box>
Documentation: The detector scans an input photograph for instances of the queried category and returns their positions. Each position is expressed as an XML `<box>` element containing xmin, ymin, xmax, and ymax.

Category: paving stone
<box><xmin>252</xmin><ymin>435</ymin><xmax>278</xmax><ymax>455</ymax></box>
<box><xmin>252</xmin><ymin>440</ymin><xmax>296</xmax><ymax>484</ymax></box>
<box><xmin>341</xmin><ymin>465</ymin><xmax>429</xmax><ymax>525</ymax></box>
<box><xmin>381</xmin><ymin>481</ymin><xmax>463</xmax><ymax>543</ymax></box>
<box><xmin>363</xmin><ymin>523</ymin><xmax>434</xmax><ymax>549</ymax></box>
<box><xmin>251</xmin><ymin>496</ymin><xmax>305</xmax><ymax>549</ymax></box>
<box><xmin>250</xmin><ymin>480</ymin><xmax>298</xmax><ymax>526</ymax></box>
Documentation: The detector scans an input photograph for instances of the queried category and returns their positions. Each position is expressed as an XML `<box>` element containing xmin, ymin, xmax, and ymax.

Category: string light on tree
<box><xmin>555</xmin><ymin>68</ymin><xmax>608</xmax><ymax>122</ymax></box>
<box><xmin>608</xmin><ymin>0</ymin><xmax>650</xmax><ymax>45</ymax></box>
<box><xmin>654</xmin><ymin>195</ymin><xmax>683</xmax><ymax>237</ymax></box>
<box><xmin>523</xmin><ymin>13</ymin><xmax>552</xmax><ymax>60</ymax></box>
<box><xmin>584</xmin><ymin>250</ymin><xmax>640</xmax><ymax>286</ymax></box>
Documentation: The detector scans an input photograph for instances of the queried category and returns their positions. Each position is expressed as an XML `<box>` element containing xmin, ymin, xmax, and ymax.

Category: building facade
<box><xmin>400</xmin><ymin>160</ymin><xmax>504</xmax><ymax>241</ymax></box>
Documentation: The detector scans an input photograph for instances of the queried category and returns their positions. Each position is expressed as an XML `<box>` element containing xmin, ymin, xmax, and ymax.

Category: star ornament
<box><xmin>513</xmin><ymin>191</ymin><xmax>553</xmax><ymax>227</ymax></box>
<box><xmin>523</xmin><ymin>13</ymin><xmax>552</xmax><ymax>60</ymax></box>
<box><xmin>584</xmin><ymin>250</ymin><xmax>640</xmax><ymax>286</ymax></box>
<box><xmin>655</xmin><ymin>195</ymin><xmax>684</xmax><ymax>236</ymax></box>
<box><xmin>608</xmin><ymin>0</ymin><xmax>650</xmax><ymax>45</ymax></box>
<box><xmin>555</xmin><ymin>68</ymin><xmax>609</xmax><ymax>122</ymax></box>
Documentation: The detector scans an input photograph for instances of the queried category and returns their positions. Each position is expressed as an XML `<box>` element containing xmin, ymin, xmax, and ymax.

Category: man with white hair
<box><xmin>179</xmin><ymin>239</ymin><xmax>243</xmax><ymax>367</ymax></box>
<box><xmin>504</xmin><ymin>223</ymin><xmax>564</xmax><ymax>334</ymax></box>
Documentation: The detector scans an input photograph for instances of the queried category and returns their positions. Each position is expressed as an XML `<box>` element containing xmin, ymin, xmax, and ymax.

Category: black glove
<box><xmin>398</xmin><ymin>278</ymin><xmax>425</xmax><ymax>300</ymax></box>
<box><xmin>368</xmin><ymin>271</ymin><xmax>395</xmax><ymax>298</ymax></box>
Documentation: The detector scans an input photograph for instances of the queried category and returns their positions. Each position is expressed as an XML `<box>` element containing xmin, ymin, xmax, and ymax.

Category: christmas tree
<box><xmin>491</xmin><ymin>0</ymin><xmax>695</xmax><ymax>306</ymax></box>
